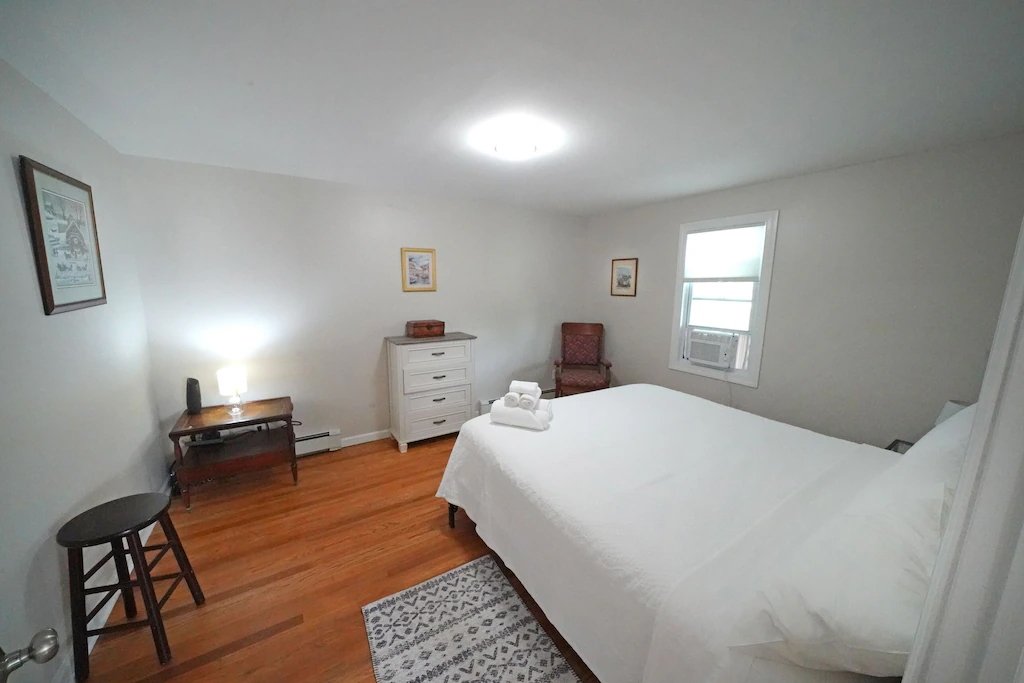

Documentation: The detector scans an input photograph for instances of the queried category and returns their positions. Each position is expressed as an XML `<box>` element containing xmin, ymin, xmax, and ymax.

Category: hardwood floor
<box><xmin>87</xmin><ymin>436</ymin><xmax>598</xmax><ymax>682</ymax></box>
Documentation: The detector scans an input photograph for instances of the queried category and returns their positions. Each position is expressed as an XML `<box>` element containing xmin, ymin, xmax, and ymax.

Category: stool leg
<box><xmin>127</xmin><ymin>531</ymin><xmax>171</xmax><ymax>664</ymax></box>
<box><xmin>111</xmin><ymin>537</ymin><xmax>137</xmax><ymax>618</ymax></box>
<box><xmin>158</xmin><ymin>512</ymin><xmax>205</xmax><ymax>605</ymax></box>
<box><xmin>67</xmin><ymin>548</ymin><xmax>90</xmax><ymax>681</ymax></box>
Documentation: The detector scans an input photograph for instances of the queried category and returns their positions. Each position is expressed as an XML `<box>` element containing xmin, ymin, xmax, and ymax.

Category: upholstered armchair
<box><xmin>554</xmin><ymin>322</ymin><xmax>612</xmax><ymax>397</ymax></box>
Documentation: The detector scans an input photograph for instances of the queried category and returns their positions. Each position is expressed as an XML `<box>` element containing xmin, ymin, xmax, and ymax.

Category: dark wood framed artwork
<box><xmin>610</xmin><ymin>257</ymin><xmax>638</xmax><ymax>296</ymax></box>
<box><xmin>19</xmin><ymin>156</ymin><xmax>107</xmax><ymax>314</ymax></box>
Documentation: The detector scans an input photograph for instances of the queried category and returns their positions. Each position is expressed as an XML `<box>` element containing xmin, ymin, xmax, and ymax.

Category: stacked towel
<box><xmin>509</xmin><ymin>380</ymin><xmax>542</xmax><ymax>400</ymax></box>
<box><xmin>490</xmin><ymin>401</ymin><xmax>551</xmax><ymax>430</ymax></box>
<box><xmin>490</xmin><ymin>380</ymin><xmax>554</xmax><ymax>431</ymax></box>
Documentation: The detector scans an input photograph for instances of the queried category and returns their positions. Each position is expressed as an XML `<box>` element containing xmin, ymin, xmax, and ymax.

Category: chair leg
<box><xmin>448</xmin><ymin>503</ymin><xmax>458</xmax><ymax>529</ymax></box>
<box><xmin>158</xmin><ymin>512</ymin><xmax>205</xmax><ymax>605</ymax></box>
<box><xmin>111</xmin><ymin>537</ymin><xmax>137</xmax><ymax>618</ymax></box>
<box><xmin>67</xmin><ymin>548</ymin><xmax>90</xmax><ymax>681</ymax></box>
<box><xmin>127</xmin><ymin>531</ymin><xmax>171</xmax><ymax>664</ymax></box>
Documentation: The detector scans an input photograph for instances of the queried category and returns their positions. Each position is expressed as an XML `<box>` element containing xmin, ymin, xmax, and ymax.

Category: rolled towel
<box><xmin>538</xmin><ymin>398</ymin><xmax>554</xmax><ymax>420</ymax></box>
<box><xmin>503</xmin><ymin>391</ymin><xmax>520</xmax><ymax>408</ymax></box>
<box><xmin>490</xmin><ymin>402</ymin><xmax>551</xmax><ymax>431</ymax></box>
<box><xmin>509</xmin><ymin>380</ymin><xmax>541</xmax><ymax>401</ymax></box>
<box><xmin>518</xmin><ymin>393</ymin><xmax>538</xmax><ymax>411</ymax></box>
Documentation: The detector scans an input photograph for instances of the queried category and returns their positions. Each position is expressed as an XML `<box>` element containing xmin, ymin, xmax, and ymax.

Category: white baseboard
<box><xmin>340</xmin><ymin>429</ymin><xmax>391</xmax><ymax>448</ymax></box>
<box><xmin>52</xmin><ymin>652</ymin><xmax>72</xmax><ymax>682</ymax></box>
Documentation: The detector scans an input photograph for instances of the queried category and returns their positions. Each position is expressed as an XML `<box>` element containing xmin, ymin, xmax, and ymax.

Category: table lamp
<box><xmin>216</xmin><ymin>365</ymin><xmax>248</xmax><ymax>416</ymax></box>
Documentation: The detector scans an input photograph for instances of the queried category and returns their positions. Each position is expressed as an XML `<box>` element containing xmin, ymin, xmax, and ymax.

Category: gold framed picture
<box><xmin>401</xmin><ymin>247</ymin><xmax>437</xmax><ymax>292</ymax></box>
<box><xmin>610</xmin><ymin>257</ymin><xmax>638</xmax><ymax>297</ymax></box>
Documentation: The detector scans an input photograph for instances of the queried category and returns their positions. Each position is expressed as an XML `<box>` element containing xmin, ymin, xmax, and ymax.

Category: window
<box><xmin>669</xmin><ymin>211</ymin><xmax>778</xmax><ymax>387</ymax></box>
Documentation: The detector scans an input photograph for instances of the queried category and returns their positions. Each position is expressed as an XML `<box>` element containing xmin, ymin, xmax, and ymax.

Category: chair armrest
<box><xmin>553</xmin><ymin>359</ymin><xmax>563</xmax><ymax>367</ymax></box>
<box><xmin>600</xmin><ymin>359</ymin><xmax>612</xmax><ymax>368</ymax></box>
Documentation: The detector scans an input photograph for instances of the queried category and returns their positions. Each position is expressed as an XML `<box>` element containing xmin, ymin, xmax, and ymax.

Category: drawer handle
<box><xmin>433</xmin><ymin>419</ymin><xmax>447</xmax><ymax>425</ymax></box>
<box><xmin>432</xmin><ymin>374</ymin><xmax>446</xmax><ymax>380</ymax></box>
<box><xmin>431</xmin><ymin>351</ymin><xmax>445</xmax><ymax>356</ymax></box>
<box><xmin>432</xmin><ymin>397</ymin><xmax>446</xmax><ymax>402</ymax></box>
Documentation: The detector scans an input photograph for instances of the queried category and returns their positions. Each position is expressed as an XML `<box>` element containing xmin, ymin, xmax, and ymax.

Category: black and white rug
<box><xmin>362</xmin><ymin>555</ymin><xmax>581</xmax><ymax>683</ymax></box>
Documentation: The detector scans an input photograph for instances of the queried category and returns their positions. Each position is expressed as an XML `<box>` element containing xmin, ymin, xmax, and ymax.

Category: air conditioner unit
<box><xmin>686</xmin><ymin>329</ymin><xmax>739</xmax><ymax>369</ymax></box>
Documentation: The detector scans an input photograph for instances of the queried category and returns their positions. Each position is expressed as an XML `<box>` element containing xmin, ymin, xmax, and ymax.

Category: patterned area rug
<box><xmin>362</xmin><ymin>555</ymin><xmax>581</xmax><ymax>683</ymax></box>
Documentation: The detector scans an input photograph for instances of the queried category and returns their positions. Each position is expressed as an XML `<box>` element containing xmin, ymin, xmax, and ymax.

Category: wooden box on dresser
<box><xmin>386</xmin><ymin>332</ymin><xmax>477</xmax><ymax>453</ymax></box>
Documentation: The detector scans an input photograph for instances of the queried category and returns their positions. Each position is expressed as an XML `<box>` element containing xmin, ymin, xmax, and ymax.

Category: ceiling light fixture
<box><xmin>467</xmin><ymin>112</ymin><xmax>566</xmax><ymax>162</ymax></box>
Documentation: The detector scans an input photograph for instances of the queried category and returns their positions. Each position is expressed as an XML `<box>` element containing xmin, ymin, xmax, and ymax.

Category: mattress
<box><xmin>437</xmin><ymin>383</ymin><xmax>901</xmax><ymax>683</ymax></box>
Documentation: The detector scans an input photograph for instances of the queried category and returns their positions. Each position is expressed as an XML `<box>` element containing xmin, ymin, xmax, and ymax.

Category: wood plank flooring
<box><xmin>88</xmin><ymin>436</ymin><xmax>598</xmax><ymax>682</ymax></box>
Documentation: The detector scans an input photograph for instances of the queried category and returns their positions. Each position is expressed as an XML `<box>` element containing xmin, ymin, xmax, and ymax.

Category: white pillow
<box><xmin>733</xmin><ymin>404</ymin><xmax>976</xmax><ymax>676</ymax></box>
<box><xmin>895</xmin><ymin>403</ymin><xmax>976</xmax><ymax>490</ymax></box>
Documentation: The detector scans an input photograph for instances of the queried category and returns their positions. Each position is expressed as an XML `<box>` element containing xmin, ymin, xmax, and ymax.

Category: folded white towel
<box><xmin>518</xmin><ymin>393</ymin><xmax>539</xmax><ymax>411</ymax></box>
<box><xmin>503</xmin><ymin>391</ymin><xmax>520</xmax><ymax>408</ymax></box>
<box><xmin>490</xmin><ymin>402</ymin><xmax>551</xmax><ymax>431</ymax></box>
<box><xmin>509</xmin><ymin>380</ymin><xmax>541</xmax><ymax>400</ymax></box>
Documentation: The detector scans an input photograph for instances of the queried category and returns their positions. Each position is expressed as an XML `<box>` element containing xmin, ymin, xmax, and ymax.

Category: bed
<box><xmin>436</xmin><ymin>383</ymin><xmax>959</xmax><ymax>683</ymax></box>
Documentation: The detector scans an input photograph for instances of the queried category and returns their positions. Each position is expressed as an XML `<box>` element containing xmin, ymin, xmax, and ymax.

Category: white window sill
<box><xmin>668</xmin><ymin>359</ymin><xmax>760</xmax><ymax>388</ymax></box>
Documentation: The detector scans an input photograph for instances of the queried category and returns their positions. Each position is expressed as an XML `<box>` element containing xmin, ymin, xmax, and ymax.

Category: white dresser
<box><xmin>386</xmin><ymin>332</ymin><xmax>476</xmax><ymax>453</ymax></box>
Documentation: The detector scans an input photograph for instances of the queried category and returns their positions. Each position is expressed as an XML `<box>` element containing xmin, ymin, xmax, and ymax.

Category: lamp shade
<box><xmin>216</xmin><ymin>365</ymin><xmax>248</xmax><ymax>397</ymax></box>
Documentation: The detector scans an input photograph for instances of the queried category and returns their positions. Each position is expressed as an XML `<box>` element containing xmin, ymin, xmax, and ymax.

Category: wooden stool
<box><xmin>56</xmin><ymin>493</ymin><xmax>204</xmax><ymax>681</ymax></box>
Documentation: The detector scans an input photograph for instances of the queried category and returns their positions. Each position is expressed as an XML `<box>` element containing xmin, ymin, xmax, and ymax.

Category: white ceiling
<box><xmin>1</xmin><ymin>1</ymin><xmax>1022</xmax><ymax>215</ymax></box>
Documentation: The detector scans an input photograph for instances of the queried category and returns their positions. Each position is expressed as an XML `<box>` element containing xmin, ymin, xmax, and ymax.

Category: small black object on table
<box><xmin>886</xmin><ymin>439</ymin><xmax>915</xmax><ymax>454</ymax></box>
<box><xmin>56</xmin><ymin>493</ymin><xmax>204</xmax><ymax>681</ymax></box>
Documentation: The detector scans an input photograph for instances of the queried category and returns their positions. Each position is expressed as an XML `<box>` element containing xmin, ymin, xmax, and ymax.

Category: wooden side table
<box><xmin>168</xmin><ymin>397</ymin><xmax>297</xmax><ymax>509</ymax></box>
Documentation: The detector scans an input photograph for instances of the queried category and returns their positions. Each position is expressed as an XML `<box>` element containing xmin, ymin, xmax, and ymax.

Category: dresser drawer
<box><xmin>403</xmin><ymin>340</ymin><xmax>471</xmax><ymax>366</ymax></box>
<box><xmin>403</xmin><ymin>365</ymin><xmax>470</xmax><ymax>393</ymax></box>
<box><xmin>407</xmin><ymin>406</ymin><xmax>472</xmax><ymax>440</ymax></box>
<box><xmin>405</xmin><ymin>386</ymin><xmax>471</xmax><ymax>413</ymax></box>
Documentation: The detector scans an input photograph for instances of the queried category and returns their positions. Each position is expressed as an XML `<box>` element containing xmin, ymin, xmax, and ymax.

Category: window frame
<box><xmin>669</xmin><ymin>210</ymin><xmax>779</xmax><ymax>387</ymax></box>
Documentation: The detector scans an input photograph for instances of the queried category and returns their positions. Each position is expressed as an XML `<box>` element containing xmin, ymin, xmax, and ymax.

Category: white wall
<box><xmin>582</xmin><ymin>134</ymin><xmax>1024</xmax><ymax>445</ymax></box>
<box><xmin>0</xmin><ymin>61</ymin><xmax>165</xmax><ymax>681</ymax></box>
<box><xmin>126</xmin><ymin>157</ymin><xmax>586</xmax><ymax>442</ymax></box>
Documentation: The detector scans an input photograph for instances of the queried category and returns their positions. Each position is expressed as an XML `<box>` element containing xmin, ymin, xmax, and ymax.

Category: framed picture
<box><xmin>610</xmin><ymin>257</ymin><xmax>638</xmax><ymax>297</ymax></box>
<box><xmin>401</xmin><ymin>247</ymin><xmax>437</xmax><ymax>292</ymax></box>
<box><xmin>19</xmin><ymin>157</ymin><xmax>107</xmax><ymax>314</ymax></box>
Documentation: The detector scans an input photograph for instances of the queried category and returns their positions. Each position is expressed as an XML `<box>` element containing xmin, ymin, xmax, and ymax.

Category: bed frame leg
<box><xmin>448</xmin><ymin>503</ymin><xmax>458</xmax><ymax>529</ymax></box>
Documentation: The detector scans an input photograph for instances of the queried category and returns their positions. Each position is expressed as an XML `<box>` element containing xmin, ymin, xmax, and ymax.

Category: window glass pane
<box><xmin>690</xmin><ymin>281</ymin><xmax>754</xmax><ymax>301</ymax></box>
<box><xmin>683</xmin><ymin>224</ymin><xmax>766</xmax><ymax>280</ymax></box>
<box><xmin>687</xmin><ymin>299</ymin><xmax>753</xmax><ymax>331</ymax></box>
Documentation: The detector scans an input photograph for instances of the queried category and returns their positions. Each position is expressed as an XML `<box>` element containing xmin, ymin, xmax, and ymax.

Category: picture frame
<box><xmin>19</xmin><ymin>156</ymin><xmax>107</xmax><ymax>314</ymax></box>
<box><xmin>401</xmin><ymin>247</ymin><xmax>437</xmax><ymax>292</ymax></box>
<box><xmin>610</xmin><ymin>257</ymin><xmax>638</xmax><ymax>297</ymax></box>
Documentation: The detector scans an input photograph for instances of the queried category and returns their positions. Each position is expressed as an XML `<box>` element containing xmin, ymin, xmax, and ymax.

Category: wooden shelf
<box><xmin>179</xmin><ymin>429</ymin><xmax>291</xmax><ymax>482</ymax></box>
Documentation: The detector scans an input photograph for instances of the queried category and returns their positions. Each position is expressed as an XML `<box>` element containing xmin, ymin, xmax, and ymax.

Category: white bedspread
<box><xmin>437</xmin><ymin>384</ymin><xmax>900</xmax><ymax>683</ymax></box>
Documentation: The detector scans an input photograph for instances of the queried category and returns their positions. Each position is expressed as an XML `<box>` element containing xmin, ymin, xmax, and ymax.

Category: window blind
<box><xmin>683</xmin><ymin>224</ymin><xmax>766</xmax><ymax>281</ymax></box>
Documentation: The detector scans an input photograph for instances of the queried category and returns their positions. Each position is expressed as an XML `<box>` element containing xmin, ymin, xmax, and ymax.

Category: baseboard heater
<box><xmin>295</xmin><ymin>427</ymin><xmax>342</xmax><ymax>457</ymax></box>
